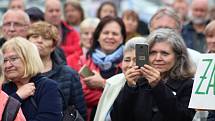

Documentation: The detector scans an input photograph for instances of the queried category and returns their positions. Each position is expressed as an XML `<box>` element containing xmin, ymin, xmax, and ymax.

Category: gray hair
<box><xmin>149</xmin><ymin>7</ymin><xmax>182</xmax><ymax>31</ymax></box>
<box><xmin>124</xmin><ymin>37</ymin><xmax>147</xmax><ymax>53</ymax></box>
<box><xmin>147</xmin><ymin>28</ymin><xmax>195</xmax><ymax>80</ymax></box>
<box><xmin>2</xmin><ymin>9</ymin><xmax>30</xmax><ymax>24</ymax></box>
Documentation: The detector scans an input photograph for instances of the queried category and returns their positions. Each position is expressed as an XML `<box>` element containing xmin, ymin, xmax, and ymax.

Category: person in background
<box><xmin>122</xmin><ymin>9</ymin><xmax>141</xmax><ymax>42</ymax></box>
<box><xmin>204</xmin><ymin>20</ymin><xmax>215</xmax><ymax>53</ymax></box>
<box><xmin>25</xmin><ymin>7</ymin><xmax>44</xmax><ymax>23</ymax></box>
<box><xmin>27</xmin><ymin>21</ymin><xmax>87</xmax><ymax>119</ymax></box>
<box><xmin>96</xmin><ymin>1</ymin><xmax>117</xmax><ymax>19</ymax></box>
<box><xmin>67</xmin><ymin>18</ymin><xmax>100</xmax><ymax>71</ymax></box>
<box><xmin>8</xmin><ymin>0</ymin><xmax>25</xmax><ymax>10</ymax></box>
<box><xmin>148</xmin><ymin>7</ymin><xmax>201</xmax><ymax>67</ymax></box>
<box><xmin>172</xmin><ymin>0</ymin><xmax>189</xmax><ymax>25</ymax></box>
<box><xmin>80</xmin><ymin>16</ymin><xmax>126</xmax><ymax>121</ymax></box>
<box><xmin>0</xmin><ymin>50</ymin><xmax>26</xmax><ymax>121</ymax></box>
<box><xmin>94</xmin><ymin>37</ymin><xmax>147</xmax><ymax>121</ymax></box>
<box><xmin>45</xmin><ymin>0</ymin><xmax>81</xmax><ymax>58</ymax></box>
<box><xmin>25</xmin><ymin>6</ymin><xmax>67</xmax><ymax>65</ymax></box>
<box><xmin>64</xmin><ymin>0</ymin><xmax>85</xmax><ymax>32</ymax></box>
<box><xmin>111</xmin><ymin>28</ymin><xmax>196</xmax><ymax>121</ymax></box>
<box><xmin>208</xmin><ymin>6</ymin><xmax>215</xmax><ymax>21</ymax></box>
<box><xmin>1</xmin><ymin>9</ymin><xmax>30</xmax><ymax>46</ymax></box>
<box><xmin>182</xmin><ymin>0</ymin><xmax>209</xmax><ymax>53</ymax></box>
<box><xmin>2</xmin><ymin>37</ymin><xmax>62</xmax><ymax>121</ymax></box>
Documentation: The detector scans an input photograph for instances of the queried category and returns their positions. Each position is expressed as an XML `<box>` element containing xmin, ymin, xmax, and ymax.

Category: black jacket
<box><xmin>208</xmin><ymin>111</ymin><xmax>215</xmax><ymax>121</ymax></box>
<box><xmin>111</xmin><ymin>78</ymin><xmax>195</xmax><ymax>121</ymax></box>
<box><xmin>42</xmin><ymin>56</ymin><xmax>87</xmax><ymax>120</ymax></box>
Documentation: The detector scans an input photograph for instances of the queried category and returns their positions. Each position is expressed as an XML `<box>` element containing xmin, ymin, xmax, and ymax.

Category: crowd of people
<box><xmin>0</xmin><ymin>0</ymin><xmax>214</xmax><ymax>121</ymax></box>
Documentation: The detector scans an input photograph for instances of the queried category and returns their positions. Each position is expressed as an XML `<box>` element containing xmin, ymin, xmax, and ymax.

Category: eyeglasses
<box><xmin>4</xmin><ymin>56</ymin><xmax>20</xmax><ymax>64</ymax></box>
<box><xmin>3</xmin><ymin>22</ymin><xmax>26</xmax><ymax>28</ymax></box>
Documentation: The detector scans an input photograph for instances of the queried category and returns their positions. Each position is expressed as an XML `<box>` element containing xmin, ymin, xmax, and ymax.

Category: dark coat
<box><xmin>42</xmin><ymin>60</ymin><xmax>87</xmax><ymax>119</ymax></box>
<box><xmin>207</xmin><ymin>111</ymin><xmax>215</xmax><ymax>121</ymax></box>
<box><xmin>181</xmin><ymin>22</ymin><xmax>207</xmax><ymax>53</ymax></box>
<box><xmin>111</xmin><ymin>78</ymin><xmax>195</xmax><ymax>121</ymax></box>
<box><xmin>2</xmin><ymin>74</ymin><xmax>63</xmax><ymax>121</ymax></box>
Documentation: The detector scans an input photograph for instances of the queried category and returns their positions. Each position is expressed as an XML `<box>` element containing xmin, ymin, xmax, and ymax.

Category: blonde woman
<box><xmin>2</xmin><ymin>37</ymin><xmax>62</xmax><ymax>121</ymax></box>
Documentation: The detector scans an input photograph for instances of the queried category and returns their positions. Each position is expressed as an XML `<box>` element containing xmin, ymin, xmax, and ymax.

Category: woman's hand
<box><xmin>83</xmin><ymin>71</ymin><xmax>105</xmax><ymax>89</ymax></box>
<box><xmin>140</xmin><ymin>65</ymin><xmax>161</xmax><ymax>88</ymax></box>
<box><xmin>16</xmin><ymin>82</ymin><xmax>36</xmax><ymax>100</ymax></box>
<box><xmin>125</xmin><ymin>66</ymin><xmax>142</xmax><ymax>87</ymax></box>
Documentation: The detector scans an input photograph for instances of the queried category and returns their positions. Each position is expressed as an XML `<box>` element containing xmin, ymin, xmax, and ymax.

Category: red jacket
<box><xmin>79</xmin><ymin>56</ymin><xmax>102</xmax><ymax>106</ymax></box>
<box><xmin>66</xmin><ymin>49</ymin><xmax>83</xmax><ymax>71</ymax></box>
<box><xmin>60</xmin><ymin>21</ymin><xmax>82</xmax><ymax>57</ymax></box>
<box><xmin>0</xmin><ymin>90</ymin><xmax>26</xmax><ymax>121</ymax></box>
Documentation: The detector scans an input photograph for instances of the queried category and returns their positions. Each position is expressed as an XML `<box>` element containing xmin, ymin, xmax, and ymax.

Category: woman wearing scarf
<box><xmin>79</xmin><ymin>16</ymin><xmax>126</xmax><ymax>121</ymax></box>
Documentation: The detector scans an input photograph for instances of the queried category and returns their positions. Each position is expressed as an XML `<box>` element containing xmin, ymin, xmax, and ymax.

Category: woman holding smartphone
<box><xmin>110</xmin><ymin>28</ymin><xmax>196</xmax><ymax>121</ymax></box>
<box><xmin>94</xmin><ymin>37</ymin><xmax>146</xmax><ymax>121</ymax></box>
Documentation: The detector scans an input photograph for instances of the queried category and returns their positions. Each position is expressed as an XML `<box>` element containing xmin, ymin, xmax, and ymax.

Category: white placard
<box><xmin>189</xmin><ymin>54</ymin><xmax>215</xmax><ymax>110</ymax></box>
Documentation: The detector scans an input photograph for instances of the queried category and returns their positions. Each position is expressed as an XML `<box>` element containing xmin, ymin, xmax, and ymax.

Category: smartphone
<box><xmin>79</xmin><ymin>65</ymin><xmax>94</xmax><ymax>78</ymax></box>
<box><xmin>135</xmin><ymin>43</ymin><xmax>149</xmax><ymax>67</ymax></box>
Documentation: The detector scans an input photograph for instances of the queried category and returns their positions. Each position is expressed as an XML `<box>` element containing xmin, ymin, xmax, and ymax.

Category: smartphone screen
<box><xmin>135</xmin><ymin>43</ymin><xmax>149</xmax><ymax>67</ymax></box>
<box><xmin>79</xmin><ymin>65</ymin><xmax>94</xmax><ymax>78</ymax></box>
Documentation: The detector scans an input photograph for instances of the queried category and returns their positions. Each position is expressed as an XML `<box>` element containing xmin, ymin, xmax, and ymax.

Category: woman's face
<box><xmin>122</xmin><ymin>49</ymin><xmax>136</xmax><ymax>73</ymax></box>
<box><xmin>98</xmin><ymin>21</ymin><xmax>123</xmax><ymax>54</ymax></box>
<box><xmin>29</xmin><ymin>35</ymin><xmax>55</xmax><ymax>58</ymax></box>
<box><xmin>149</xmin><ymin>41</ymin><xmax>176</xmax><ymax>75</ymax></box>
<box><xmin>206</xmin><ymin>33</ymin><xmax>215</xmax><ymax>53</ymax></box>
<box><xmin>80</xmin><ymin>26</ymin><xmax>95</xmax><ymax>49</ymax></box>
<box><xmin>123</xmin><ymin>16</ymin><xmax>138</xmax><ymax>34</ymax></box>
<box><xmin>100</xmin><ymin>4</ymin><xmax>115</xmax><ymax>19</ymax></box>
<box><xmin>3</xmin><ymin>48</ymin><xmax>25</xmax><ymax>81</ymax></box>
<box><xmin>64</xmin><ymin>4</ymin><xmax>82</xmax><ymax>25</ymax></box>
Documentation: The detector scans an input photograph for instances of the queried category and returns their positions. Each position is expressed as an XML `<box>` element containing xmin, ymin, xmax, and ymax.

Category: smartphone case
<box><xmin>79</xmin><ymin>65</ymin><xmax>94</xmax><ymax>78</ymax></box>
<box><xmin>135</xmin><ymin>43</ymin><xmax>149</xmax><ymax>67</ymax></box>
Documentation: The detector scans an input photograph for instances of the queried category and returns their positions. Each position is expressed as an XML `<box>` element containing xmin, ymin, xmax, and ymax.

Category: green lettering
<box><xmin>206</xmin><ymin>64</ymin><xmax>215</xmax><ymax>94</ymax></box>
<box><xmin>195</xmin><ymin>59</ymin><xmax>213</xmax><ymax>94</ymax></box>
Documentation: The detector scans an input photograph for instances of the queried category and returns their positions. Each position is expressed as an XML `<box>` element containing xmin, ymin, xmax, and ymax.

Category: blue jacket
<box><xmin>43</xmin><ymin>57</ymin><xmax>87</xmax><ymax>120</ymax></box>
<box><xmin>2</xmin><ymin>74</ymin><xmax>63</xmax><ymax>121</ymax></box>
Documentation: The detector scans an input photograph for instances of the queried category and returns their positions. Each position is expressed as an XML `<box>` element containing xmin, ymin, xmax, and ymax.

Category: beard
<box><xmin>191</xmin><ymin>16</ymin><xmax>207</xmax><ymax>25</ymax></box>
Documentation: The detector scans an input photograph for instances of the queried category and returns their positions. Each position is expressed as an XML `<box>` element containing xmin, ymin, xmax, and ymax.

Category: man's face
<box><xmin>45</xmin><ymin>1</ymin><xmax>61</xmax><ymax>26</ymax></box>
<box><xmin>64</xmin><ymin>4</ymin><xmax>82</xmax><ymax>25</ymax></box>
<box><xmin>172</xmin><ymin>2</ymin><xmax>189</xmax><ymax>21</ymax></box>
<box><xmin>191</xmin><ymin>0</ymin><xmax>208</xmax><ymax>24</ymax></box>
<box><xmin>2</xmin><ymin>12</ymin><xmax>28</xmax><ymax>40</ymax></box>
<box><xmin>150</xmin><ymin>16</ymin><xmax>178</xmax><ymax>32</ymax></box>
<box><xmin>9</xmin><ymin>0</ymin><xmax>25</xmax><ymax>10</ymax></box>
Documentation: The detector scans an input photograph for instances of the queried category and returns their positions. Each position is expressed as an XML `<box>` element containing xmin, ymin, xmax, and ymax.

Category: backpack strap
<box><xmin>2</xmin><ymin>96</ymin><xmax>21</xmax><ymax>121</ymax></box>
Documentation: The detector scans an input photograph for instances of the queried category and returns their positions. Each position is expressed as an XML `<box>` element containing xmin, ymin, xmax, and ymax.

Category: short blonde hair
<box><xmin>205</xmin><ymin>20</ymin><xmax>215</xmax><ymax>36</ymax></box>
<box><xmin>1</xmin><ymin>37</ymin><xmax>44</xmax><ymax>78</ymax></box>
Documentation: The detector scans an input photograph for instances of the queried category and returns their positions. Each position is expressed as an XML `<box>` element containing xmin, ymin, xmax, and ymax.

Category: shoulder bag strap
<box><xmin>2</xmin><ymin>96</ymin><xmax>21</xmax><ymax>121</ymax></box>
